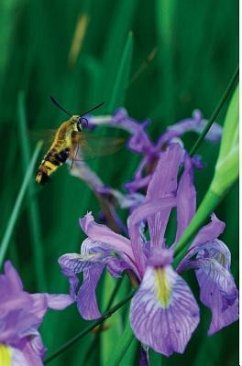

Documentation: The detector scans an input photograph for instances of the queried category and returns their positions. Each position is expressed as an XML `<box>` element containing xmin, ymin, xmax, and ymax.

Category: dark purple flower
<box><xmin>59</xmin><ymin>142</ymin><xmax>237</xmax><ymax>356</ymax></box>
<box><xmin>88</xmin><ymin>108</ymin><xmax>222</xmax><ymax>194</ymax></box>
<box><xmin>0</xmin><ymin>261</ymin><xmax>73</xmax><ymax>365</ymax></box>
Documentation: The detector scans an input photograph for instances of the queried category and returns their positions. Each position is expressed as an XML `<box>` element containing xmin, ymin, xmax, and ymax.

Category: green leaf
<box><xmin>0</xmin><ymin>141</ymin><xmax>43</xmax><ymax>269</ymax></box>
<box><xmin>105</xmin><ymin>321</ymin><xmax>134</xmax><ymax>366</ymax></box>
<box><xmin>17</xmin><ymin>91</ymin><xmax>46</xmax><ymax>291</ymax></box>
<box><xmin>211</xmin><ymin>85</ymin><xmax>239</xmax><ymax>196</ymax></box>
<box><xmin>107</xmin><ymin>32</ymin><xmax>133</xmax><ymax>113</ymax></box>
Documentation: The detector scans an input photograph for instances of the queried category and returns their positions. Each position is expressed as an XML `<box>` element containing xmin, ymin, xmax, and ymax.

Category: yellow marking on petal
<box><xmin>0</xmin><ymin>344</ymin><xmax>12</xmax><ymax>366</ymax></box>
<box><xmin>68</xmin><ymin>14</ymin><xmax>90</xmax><ymax>67</ymax></box>
<box><xmin>155</xmin><ymin>268</ymin><xmax>171</xmax><ymax>308</ymax></box>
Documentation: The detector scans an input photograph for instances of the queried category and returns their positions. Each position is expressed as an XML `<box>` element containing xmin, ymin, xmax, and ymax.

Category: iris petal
<box><xmin>196</xmin><ymin>258</ymin><xmax>238</xmax><ymax>334</ymax></box>
<box><xmin>174</xmin><ymin>155</ymin><xmax>196</xmax><ymax>244</ymax></box>
<box><xmin>130</xmin><ymin>266</ymin><xmax>199</xmax><ymax>356</ymax></box>
<box><xmin>80</xmin><ymin>213</ymin><xmax>135</xmax><ymax>265</ymax></box>
<box><xmin>146</xmin><ymin>144</ymin><xmax>184</xmax><ymax>247</ymax></box>
<box><xmin>77</xmin><ymin>266</ymin><xmax>104</xmax><ymax>319</ymax></box>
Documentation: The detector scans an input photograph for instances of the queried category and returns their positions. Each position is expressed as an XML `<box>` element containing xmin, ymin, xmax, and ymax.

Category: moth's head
<box><xmin>71</xmin><ymin>115</ymin><xmax>88</xmax><ymax>132</ymax></box>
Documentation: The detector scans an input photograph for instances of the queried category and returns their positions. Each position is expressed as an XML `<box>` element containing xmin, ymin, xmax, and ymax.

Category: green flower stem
<box><xmin>106</xmin><ymin>321</ymin><xmax>134</xmax><ymax>366</ymax></box>
<box><xmin>189</xmin><ymin>65</ymin><xmax>239</xmax><ymax>156</ymax></box>
<box><xmin>0</xmin><ymin>141</ymin><xmax>43</xmax><ymax>269</ymax></box>
<box><xmin>174</xmin><ymin>189</ymin><xmax>220</xmax><ymax>267</ymax></box>
<box><xmin>18</xmin><ymin>92</ymin><xmax>46</xmax><ymax>291</ymax></box>
<box><xmin>44</xmin><ymin>291</ymin><xmax>135</xmax><ymax>365</ymax></box>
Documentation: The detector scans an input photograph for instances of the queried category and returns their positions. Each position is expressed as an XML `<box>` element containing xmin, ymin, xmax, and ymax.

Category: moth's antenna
<box><xmin>80</xmin><ymin>102</ymin><xmax>105</xmax><ymax>116</ymax></box>
<box><xmin>50</xmin><ymin>96</ymin><xmax>104</xmax><ymax>118</ymax></box>
<box><xmin>50</xmin><ymin>96</ymin><xmax>72</xmax><ymax>117</ymax></box>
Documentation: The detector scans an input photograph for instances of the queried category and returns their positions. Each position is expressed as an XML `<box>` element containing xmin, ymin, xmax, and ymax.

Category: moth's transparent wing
<box><xmin>71</xmin><ymin>131</ymin><xmax>125</xmax><ymax>161</ymax></box>
<box><xmin>29</xmin><ymin>129</ymin><xmax>58</xmax><ymax>151</ymax></box>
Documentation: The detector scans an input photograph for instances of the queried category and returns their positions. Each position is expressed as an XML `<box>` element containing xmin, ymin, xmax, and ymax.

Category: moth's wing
<box><xmin>29</xmin><ymin>129</ymin><xmax>58</xmax><ymax>151</ymax></box>
<box><xmin>71</xmin><ymin>131</ymin><xmax>125</xmax><ymax>161</ymax></box>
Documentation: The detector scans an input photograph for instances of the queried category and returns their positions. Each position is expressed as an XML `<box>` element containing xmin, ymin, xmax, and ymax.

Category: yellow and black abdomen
<box><xmin>35</xmin><ymin>147</ymin><xmax>70</xmax><ymax>184</ymax></box>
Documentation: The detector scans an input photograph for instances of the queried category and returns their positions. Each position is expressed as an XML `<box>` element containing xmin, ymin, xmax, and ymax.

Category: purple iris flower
<box><xmin>59</xmin><ymin>142</ymin><xmax>238</xmax><ymax>356</ymax></box>
<box><xmin>88</xmin><ymin>108</ymin><xmax>222</xmax><ymax>194</ymax></box>
<box><xmin>0</xmin><ymin>261</ymin><xmax>73</xmax><ymax>365</ymax></box>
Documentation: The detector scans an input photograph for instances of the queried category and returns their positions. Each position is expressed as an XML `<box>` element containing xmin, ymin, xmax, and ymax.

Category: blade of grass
<box><xmin>107</xmin><ymin>32</ymin><xmax>133</xmax><ymax>113</ymax></box>
<box><xmin>18</xmin><ymin>91</ymin><xmax>46</xmax><ymax>291</ymax></box>
<box><xmin>189</xmin><ymin>65</ymin><xmax>239</xmax><ymax>156</ymax></box>
<box><xmin>0</xmin><ymin>141</ymin><xmax>43</xmax><ymax>268</ymax></box>
<box><xmin>101</xmin><ymin>0</ymin><xmax>137</xmax><ymax>106</ymax></box>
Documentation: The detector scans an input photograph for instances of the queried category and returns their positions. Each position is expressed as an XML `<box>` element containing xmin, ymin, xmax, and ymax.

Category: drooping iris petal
<box><xmin>195</xmin><ymin>258</ymin><xmax>238</xmax><ymax>334</ymax></box>
<box><xmin>59</xmin><ymin>239</ymin><xmax>129</xmax><ymax>319</ymax></box>
<box><xmin>130</xmin><ymin>265</ymin><xmax>199</xmax><ymax>356</ymax></box>
<box><xmin>146</xmin><ymin>143</ymin><xmax>184</xmax><ymax>247</ymax></box>
<box><xmin>58</xmin><ymin>247</ymin><xmax>105</xmax><ymax>319</ymax></box>
<box><xmin>77</xmin><ymin>265</ymin><xmax>104</xmax><ymax>319</ymax></box>
<box><xmin>174</xmin><ymin>155</ymin><xmax>196</xmax><ymax>244</ymax></box>
<box><xmin>177</xmin><ymin>235</ymin><xmax>238</xmax><ymax>335</ymax></box>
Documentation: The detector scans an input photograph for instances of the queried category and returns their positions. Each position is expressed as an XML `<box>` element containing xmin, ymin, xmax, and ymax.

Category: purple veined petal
<box><xmin>0</xmin><ymin>293</ymin><xmax>32</xmax><ymax>316</ymax></box>
<box><xmin>158</xmin><ymin>110</ymin><xmax>222</xmax><ymax>147</ymax></box>
<box><xmin>177</xmin><ymin>239</ymin><xmax>231</xmax><ymax>274</ymax></box>
<box><xmin>196</xmin><ymin>239</ymin><xmax>231</xmax><ymax>269</ymax></box>
<box><xmin>128</xmin><ymin>123</ymin><xmax>154</xmax><ymax>154</ymax></box>
<box><xmin>0</xmin><ymin>261</ymin><xmax>23</xmax><ymax>298</ymax></box>
<box><xmin>195</xmin><ymin>258</ymin><xmax>238</xmax><ymax>334</ymax></box>
<box><xmin>20</xmin><ymin>334</ymin><xmax>45</xmax><ymax>366</ymax></box>
<box><xmin>58</xmin><ymin>258</ymin><xmax>80</xmax><ymax>300</ymax></box>
<box><xmin>192</xmin><ymin>214</ymin><xmax>225</xmax><ymax>248</ymax></box>
<box><xmin>58</xmin><ymin>252</ymin><xmax>104</xmax><ymax>273</ymax></box>
<box><xmin>106</xmin><ymin>256</ymin><xmax>130</xmax><ymax>278</ymax></box>
<box><xmin>80</xmin><ymin>212</ymin><xmax>137</xmax><ymax>271</ymax></box>
<box><xmin>9</xmin><ymin>346</ymin><xmax>30</xmax><ymax>366</ymax></box>
<box><xmin>125</xmin><ymin>175</ymin><xmax>152</xmax><ymax>193</ymax></box>
<box><xmin>26</xmin><ymin>292</ymin><xmax>73</xmax><ymax>326</ymax></box>
<box><xmin>40</xmin><ymin>294</ymin><xmax>73</xmax><ymax>310</ymax></box>
<box><xmin>130</xmin><ymin>265</ymin><xmax>199</xmax><ymax>356</ymax></box>
<box><xmin>146</xmin><ymin>144</ymin><xmax>185</xmax><ymax>247</ymax></box>
<box><xmin>77</xmin><ymin>265</ymin><xmax>104</xmax><ymax>320</ymax></box>
<box><xmin>128</xmin><ymin>196</ymin><xmax>177</xmax><ymax>277</ymax></box>
<box><xmin>0</xmin><ymin>308</ymin><xmax>39</xmax><ymax>345</ymax></box>
<box><xmin>173</xmin><ymin>155</ymin><xmax>196</xmax><ymax>245</ymax></box>
<box><xmin>177</xmin><ymin>214</ymin><xmax>226</xmax><ymax>273</ymax></box>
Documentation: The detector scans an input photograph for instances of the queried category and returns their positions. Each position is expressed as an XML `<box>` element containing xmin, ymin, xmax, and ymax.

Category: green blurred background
<box><xmin>0</xmin><ymin>0</ymin><xmax>238</xmax><ymax>365</ymax></box>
